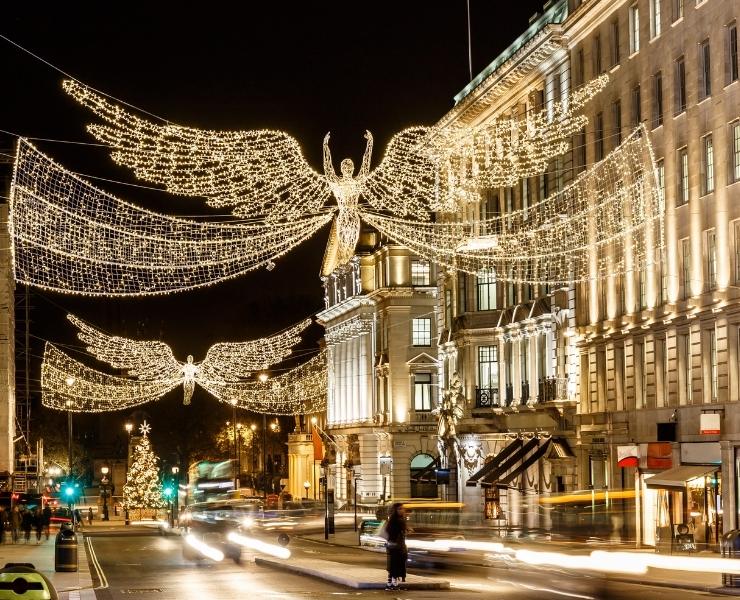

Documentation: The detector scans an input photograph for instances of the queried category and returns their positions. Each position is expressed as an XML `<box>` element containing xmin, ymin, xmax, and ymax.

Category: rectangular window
<box><xmin>699</xmin><ymin>40</ymin><xmax>711</xmax><ymax>100</ymax></box>
<box><xmin>593</xmin><ymin>34</ymin><xmax>602</xmax><ymax>75</ymax></box>
<box><xmin>629</xmin><ymin>4</ymin><xmax>640</xmax><ymax>54</ymax></box>
<box><xmin>414</xmin><ymin>372</ymin><xmax>432</xmax><ymax>411</ymax></box>
<box><xmin>412</xmin><ymin>317</ymin><xmax>431</xmax><ymax>346</ymax></box>
<box><xmin>478</xmin><ymin>346</ymin><xmax>499</xmax><ymax>395</ymax></box>
<box><xmin>657</xmin><ymin>336</ymin><xmax>668</xmax><ymax>407</ymax></box>
<box><xmin>613</xmin><ymin>100</ymin><xmax>622</xmax><ymax>146</ymax></box>
<box><xmin>411</xmin><ymin>260</ymin><xmax>431</xmax><ymax>286</ymax></box>
<box><xmin>656</xmin><ymin>159</ymin><xmax>665</xmax><ymax>204</ymax></box>
<box><xmin>672</xmin><ymin>0</ymin><xmax>683</xmax><ymax>23</ymax></box>
<box><xmin>707</xmin><ymin>229</ymin><xmax>717</xmax><ymax>290</ymax></box>
<box><xmin>677</xmin><ymin>146</ymin><xmax>689</xmax><ymax>205</ymax></box>
<box><xmin>652</xmin><ymin>71</ymin><xmax>664</xmax><ymax>128</ymax></box>
<box><xmin>520</xmin><ymin>340</ymin><xmax>529</xmax><ymax>382</ymax></box>
<box><xmin>576</xmin><ymin>47</ymin><xmax>585</xmax><ymax>87</ymax></box>
<box><xmin>477</xmin><ymin>268</ymin><xmax>497</xmax><ymax>310</ymax></box>
<box><xmin>639</xmin><ymin>268</ymin><xmax>647</xmax><ymax>309</ymax></box>
<box><xmin>457</xmin><ymin>273</ymin><xmax>466</xmax><ymax>315</ymax></box>
<box><xmin>709</xmin><ymin>329</ymin><xmax>718</xmax><ymax>402</ymax></box>
<box><xmin>576</xmin><ymin>126</ymin><xmax>587</xmax><ymax>172</ymax></box>
<box><xmin>731</xmin><ymin>121</ymin><xmax>740</xmax><ymax>184</ymax></box>
<box><xmin>702</xmin><ymin>134</ymin><xmax>714</xmax><ymax>194</ymax></box>
<box><xmin>674</xmin><ymin>56</ymin><xmax>686</xmax><ymax>114</ymax></box>
<box><xmin>650</xmin><ymin>0</ymin><xmax>662</xmax><ymax>38</ymax></box>
<box><xmin>610</xmin><ymin>20</ymin><xmax>620</xmax><ymax>67</ymax></box>
<box><xmin>661</xmin><ymin>247</ymin><xmax>668</xmax><ymax>303</ymax></box>
<box><xmin>635</xmin><ymin>341</ymin><xmax>646</xmax><ymax>408</ymax></box>
<box><xmin>682</xmin><ymin>237</ymin><xmax>692</xmax><ymax>299</ymax></box>
<box><xmin>445</xmin><ymin>289</ymin><xmax>452</xmax><ymax>329</ymax></box>
<box><xmin>682</xmin><ymin>332</ymin><xmax>693</xmax><ymax>404</ymax></box>
<box><xmin>595</xmin><ymin>112</ymin><xmax>604</xmax><ymax>161</ymax></box>
<box><xmin>728</xmin><ymin>22</ymin><xmax>739</xmax><ymax>85</ymax></box>
<box><xmin>631</xmin><ymin>84</ymin><xmax>641</xmax><ymax>127</ymax></box>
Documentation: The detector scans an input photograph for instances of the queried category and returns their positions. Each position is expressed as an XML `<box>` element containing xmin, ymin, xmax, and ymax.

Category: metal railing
<box><xmin>475</xmin><ymin>387</ymin><xmax>500</xmax><ymax>408</ymax></box>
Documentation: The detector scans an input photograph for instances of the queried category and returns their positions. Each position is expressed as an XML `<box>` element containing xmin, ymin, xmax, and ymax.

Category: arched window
<box><xmin>410</xmin><ymin>453</ymin><xmax>438</xmax><ymax>498</ymax></box>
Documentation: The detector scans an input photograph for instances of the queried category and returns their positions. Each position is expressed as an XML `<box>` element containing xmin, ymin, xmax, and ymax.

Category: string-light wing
<box><xmin>199</xmin><ymin>318</ymin><xmax>312</xmax><ymax>382</ymax></box>
<box><xmin>199</xmin><ymin>351</ymin><xmax>328</xmax><ymax>415</ymax></box>
<box><xmin>41</xmin><ymin>344</ymin><xmax>179</xmax><ymax>412</ymax></box>
<box><xmin>362</xmin><ymin>127</ymin><xmax>452</xmax><ymax>218</ymax></box>
<box><xmin>10</xmin><ymin>139</ymin><xmax>333</xmax><ymax>296</ymax></box>
<box><xmin>62</xmin><ymin>80</ymin><xmax>331</xmax><ymax>219</ymax></box>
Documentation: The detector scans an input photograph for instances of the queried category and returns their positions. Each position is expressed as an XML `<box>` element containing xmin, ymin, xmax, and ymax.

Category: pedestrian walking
<box><xmin>33</xmin><ymin>508</ymin><xmax>43</xmax><ymax>543</ymax></box>
<box><xmin>88</xmin><ymin>507</ymin><xmax>93</xmax><ymax>526</ymax></box>
<box><xmin>42</xmin><ymin>504</ymin><xmax>52</xmax><ymax>540</ymax></box>
<box><xmin>21</xmin><ymin>508</ymin><xmax>32</xmax><ymax>543</ymax></box>
<box><xmin>383</xmin><ymin>502</ymin><xmax>408</xmax><ymax>590</ymax></box>
<box><xmin>10</xmin><ymin>506</ymin><xmax>21</xmax><ymax>544</ymax></box>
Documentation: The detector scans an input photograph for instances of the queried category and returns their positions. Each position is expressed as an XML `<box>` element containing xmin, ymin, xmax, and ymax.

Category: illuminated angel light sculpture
<box><xmin>67</xmin><ymin>314</ymin><xmax>310</xmax><ymax>405</ymax></box>
<box><xmin>42</xmin><ymin>343</ymin><xmax>327</xmax><ymax>415</ymax></box>
<box><xmin>62</xmin><ymin>77</ymin><xmax>607</xmax><ymax>277</ymax></box>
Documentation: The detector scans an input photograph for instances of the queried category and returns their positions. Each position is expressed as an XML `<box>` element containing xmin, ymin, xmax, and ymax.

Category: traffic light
<box><xmin>62</xmin><ymin>480</ymin><xmax>79</xmax><ymax>503</ymax></box>
<box><xmin>163</xmin><ymin>485</ymin><xmax>174</xmax><ymax>499</ymax></box>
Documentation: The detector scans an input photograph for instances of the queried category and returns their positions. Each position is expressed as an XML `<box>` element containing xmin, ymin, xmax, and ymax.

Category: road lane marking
<box><xmin>86</xmin><ymin>536</ymin><xmax>109</xmax><ymax>588</ymax></box>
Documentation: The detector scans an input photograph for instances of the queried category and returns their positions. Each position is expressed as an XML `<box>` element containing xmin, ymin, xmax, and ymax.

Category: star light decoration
<box><xmin>60</xmin><ymin>76</ymin><xmax>607</xmax><ymax>283</ymax></box>
<box><xmin>9</xmin><ymin>139</ymin><xmax>333</xmax><ymax>296</ymax></box>
<box><xmin>364</xmin><ymin>125</ymin><xmax>663</xmax><ymax>285</ymax></box>
<box><xmin>41</xmin><ymin>316</ymin><xmax>327</xmax><ymax>415</ymax></box>
<box><xmin>139</xmin><ymin>421</ymin><xmax>152</xmax><ymax>436</ymax></box>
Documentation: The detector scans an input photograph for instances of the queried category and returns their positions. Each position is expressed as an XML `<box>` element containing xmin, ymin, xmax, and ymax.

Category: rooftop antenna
<box><xmin>467</xmin><ymin>0</ymin><xmax>473</xmax><ymax>81</ymax></box>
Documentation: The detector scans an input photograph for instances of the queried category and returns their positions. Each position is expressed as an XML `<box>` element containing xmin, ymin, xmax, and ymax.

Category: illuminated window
<box><xmin>457</xmin><ymin>273</ymin><xmax>467</xmax><ymax>315</ymax></box>
<box><xmin>477</xmin><ymin>268</ymin><xmax>497</xmax><ymax>311</ymax></box>
<box><xmin>681</xmin><ymin>332</ymin><xmax>692</xmax><ymax>404</ymax></box>
<box><xmin>635</xmin><ymin>340</ymin><xmax>646</xmax><ymax>409</ymax></box>
<box><xmin>445</xmin><ymin>289</ymin><xmax>452</xmax><ymax>329</ymax></box>
<box><xmin>699</xmin><ymin>40</ymin><xmax>711</xmax><ymax>100</ymax></box>
<box><xmin>650</xmin><ymin>0</ymin><xmax>662</xmax><ymax>38</ymax></box>
<box><xmin>702</xmin><ymin>135</ymin><xmax>714</xmax><ymax>195</ymax></box>
<box><xmin>677</xmin><ymin>147</ymin><xmax>689</xmax><ymax>206</ymax></box>
<box><xmin>413</xmin><ymin>372</ymin><xmax>432</xmax><ymax>411</ymax></box>
<box><xmin>730</xmin><ymin>121</ymin><xmax>740</xmax><ymax>184</ymax></box>
<box><xmin>478</xmin><ymin>346</ymin><xmax>499</xmax><ymax>393</ymax></box>
<box><xmin>629</xmin><ymin>4</ymin><xmax>640</xmax><ymax>54</ymax></box>
<box><xmin>411</xmin><ymin>260</ymin><xmax>431</xmax><ymax>286</ymax></box>
<box><xmin>708</xmin><ymin>329</ymin><xmax>718</xmax><ymax>402</ymax></box>
<box><xmin>681</xmin><ymin>237</ymin><xmax>692</xmax><ymax>298</ymax></box>
<box><xmin>706</xmin><ymin>230</ymin><xmax>717</xmax><ymax>290</ymax></box>
<box><xmin>412</xmin><ymin>318</ymin><xmax>431</xmax><ymax>346</ymax></box>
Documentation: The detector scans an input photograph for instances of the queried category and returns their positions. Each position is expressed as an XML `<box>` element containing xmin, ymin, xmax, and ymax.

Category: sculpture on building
<box><xmin>433</xmin><ymin>373</ymin><xmax>465</xmax><ymax>468</ymax></box>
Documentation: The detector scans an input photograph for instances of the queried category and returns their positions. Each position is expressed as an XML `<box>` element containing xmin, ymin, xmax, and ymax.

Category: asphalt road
<box><xmin>85</xmin><ymin>530</ymin><xmax>720</xmax><ymax>599</ymax></box>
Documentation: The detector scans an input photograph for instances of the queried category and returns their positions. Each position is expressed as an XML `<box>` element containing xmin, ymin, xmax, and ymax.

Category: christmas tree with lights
<box><xmin>122</xmin><ymin>421</ymin><xmax>165</xmax><ymax>518</ymax></box>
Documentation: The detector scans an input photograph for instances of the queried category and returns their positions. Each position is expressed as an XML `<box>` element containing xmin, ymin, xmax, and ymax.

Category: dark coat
<box><xmin>385</xmin><ymin>515</ymin><xmax>408</xmax><ymax>579</ymax></box>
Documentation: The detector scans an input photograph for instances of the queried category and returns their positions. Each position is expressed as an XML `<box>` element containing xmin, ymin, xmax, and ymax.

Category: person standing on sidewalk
<box><xmin>42</xmin><ymin>504</ymin><xmax>52</xmax><ymax>540</ymax></box>
<box><xmin>10</xmin><ymin>506</ymin><xmax>20</xmax><ymax>543</ymax></box>
<box><xmin>21</xmin><ymin>508</ymin><xmax>32</xmax><ymax>543</ymax></box>
<box><xmin>0</xmin><ymin>507</ymin><xmax>6</xmax><ymax>543</ymax></box>
<box><xmin>384</xmin><ymin>503</ymin><xmax>408</xmax><ymax>591</ymax></box>
<box><xmin>88</xmin><ymin>507</ymin><xmax>93</xmax><ymax>526</ymax></box>
<box><xmin>32</xmin><ymin>508</ymin><xmax>43</xmax><ymax>544</ymax></box>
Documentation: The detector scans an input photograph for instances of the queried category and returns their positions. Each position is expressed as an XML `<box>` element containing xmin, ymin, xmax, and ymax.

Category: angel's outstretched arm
<box><xmin>360</xmin><ymin>130</ymin><xmax>374</xmax><ymax>177</ymax></box>
<box><xmin>323</xmin><ymin>133</ymin><xmax>339</xmax><ymax>183</ymax></box>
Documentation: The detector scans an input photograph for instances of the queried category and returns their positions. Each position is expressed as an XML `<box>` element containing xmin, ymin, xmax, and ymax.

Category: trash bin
<box><xmin>54</xmin><ymin>529</ymin><xmax>78</xmax><ymax>573</ymax></box>
<box><xmin>0</xmin><ymin>563</ymin><xmax>59</xmax><ymax>600</ymax></box>
<box><xmin>721</xmin><ymin>530</ymin><xmax>740</xmax><ymax>587</ymax></box>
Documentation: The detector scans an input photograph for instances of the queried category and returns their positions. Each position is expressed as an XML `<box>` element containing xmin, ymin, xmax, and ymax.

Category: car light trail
<box><xmin>227</xmin><ymin>532</ymin><xmax>291</xmax><ymax>559</ymax></box>
<box><xmin>184</xmin><ymin>534</ymin><xmax>224</xmax><ymax>562</ymax></box>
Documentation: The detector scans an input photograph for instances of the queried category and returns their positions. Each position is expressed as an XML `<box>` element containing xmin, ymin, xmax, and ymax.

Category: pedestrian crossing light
<box><xmin>163</xmin><ymin>486</ymin><xmax>174</xmax><ymax>498</ymax></box>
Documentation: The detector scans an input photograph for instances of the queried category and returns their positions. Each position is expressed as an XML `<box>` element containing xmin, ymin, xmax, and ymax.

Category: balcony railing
<box><xmin>475</xmin><ymin>387</ymin><xmax>500</xmax><ymax>408</ymax></box>
<box><xmin>538</xmin><ymin>377</ymin><xmax>570</xmax><ymax>402</ymax></box>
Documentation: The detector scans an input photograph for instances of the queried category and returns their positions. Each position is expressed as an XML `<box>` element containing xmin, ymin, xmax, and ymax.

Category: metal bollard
<box><xmin>54</xmin><ymin>528</ymin><xmax>78</xmax><ymax>573</ymax></box>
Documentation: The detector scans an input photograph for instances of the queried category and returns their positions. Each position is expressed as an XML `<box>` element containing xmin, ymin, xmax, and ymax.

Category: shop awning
<box><xmin>466</xmin><ymin>439</ymin><xmax>523</xmax><ymax>487</ymax></box>
<box><xmin>644</xmin><ymin>465</ymin><xmax>717</xmax><ymax>490</ymax></box>
<box><xmin>497</xmin><ymin>439</ymin><xmax>553</xmax><ymax>487</ymax></box>
<box><xmin>480</xmin><ymin>437</ymin><xmax>540</xmax><ymax>488</ymax></box>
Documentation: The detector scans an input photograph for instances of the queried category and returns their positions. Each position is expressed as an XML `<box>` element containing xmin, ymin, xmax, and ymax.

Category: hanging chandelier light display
<box><xmin>364</xmin><ymin>126</ymin><xmax>663</xmax><ymax>285</ymax></box>
<box><xmin>41</xmin><ymin>315</ymin><xmax>326</xmax><ymax>414</ymax></box>
<box><xmin>9</xmin><ymin>139</ymin><xmax>333</xmax><ymax>296</ymax></box>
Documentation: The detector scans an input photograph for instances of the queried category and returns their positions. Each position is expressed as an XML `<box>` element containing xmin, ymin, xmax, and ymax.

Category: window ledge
<box><xmin>673</xmin><ymin>110</ymin><xmax>687</xmax><ymax>119</ymax></box>
<box><xmin>697</xmin><ymin>96</ymin><xmax>711</xmax><ymax>106</ymax></box>
<box><xmin>671</xmin><ymin>17</ymin><xmax>684</xmax><ymax>28</ymax></box>
<box><xmin>724</xmin><ymin>79</ymin><xmax>739</xmax><ymax>91</ymax></box>
<box><xmin>609</xmin><ymin>63</ymin><xmax>621</xmax><ymax>73</ymax></box>
<box><xmin>649</xmin><ymin>34</ymin><xmax>662</xmax><ymax>44</ymax></box>
<box><xmin>628</xmin><ymin>50</ymin><xmax>639</xmax><ymax>59</ymax></box>
<box><xmin>695</xmin><ymin>0</ymin><xmax>708</xmax><ymax>8</ymax></box>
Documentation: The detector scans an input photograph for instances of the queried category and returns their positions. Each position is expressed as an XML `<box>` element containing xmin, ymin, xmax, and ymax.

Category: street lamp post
<box><xmin>65</xmin><ymin>376</ymin><xmax>75</xmax><ymax>483</ymax></box>
<box><xmin>250</xmin><ymin>423</ymin><xmax>257</xmax><ymax>492</ymax></box>
<box><xmin>231</xmin><ymin>399</ymin><xmax>238</xmax><ymax>491</ymax></box>
<box><xmin>171</xmin><ymin>466</ymin><xmax>180</xmax><ymax>528</ymax></box>
<box><xmin>124</xmin><ymin>422</ymin><xmax>133</xmax><ymax>525</ymax></box>
<box><xmin>258</xmin><ymin>373</ymin><xmax>269</xmax><ymax>496</ymax></box>
<box><xmin>311</xmin><ymin>416</ymin><xmax>318</xmax><ymax>500</ymax></box>
<box><xmin>100</xmin><ymin>466</ymin><xmax>110</xmax><ymax>521</ymax></box>
<box><xmin>236</xmin><ymin>422</ymin><xmax>242</xmax><ymax>492</ymax></box>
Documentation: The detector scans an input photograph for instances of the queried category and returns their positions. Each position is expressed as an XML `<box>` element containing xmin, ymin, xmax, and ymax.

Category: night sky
<box><xmin>0</xmin><ymin>1</ymin><xmax>545</xmax><ymax>465</ymax></box>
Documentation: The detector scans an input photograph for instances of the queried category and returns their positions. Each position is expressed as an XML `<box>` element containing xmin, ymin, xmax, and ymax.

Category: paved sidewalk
<box><xmin>301</xmin><ymin>530</ymin><xmax>728</xmax><ymax>594</ymax></box>
<box><xmin>0</xmin><ymin>533</ymin><xmax>97</xmax><ymax>599</ymax></box>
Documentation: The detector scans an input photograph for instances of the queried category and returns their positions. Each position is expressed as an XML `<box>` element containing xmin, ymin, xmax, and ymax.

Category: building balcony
<box><xmin>475</xmin><ymin>386</ymin><xmax>500</xmax><ymax>408</ymax></box>
<box><xmin>475</xmin><ymin>377</ymin><xmax>570</xmax><ymax>411</ymax></box>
